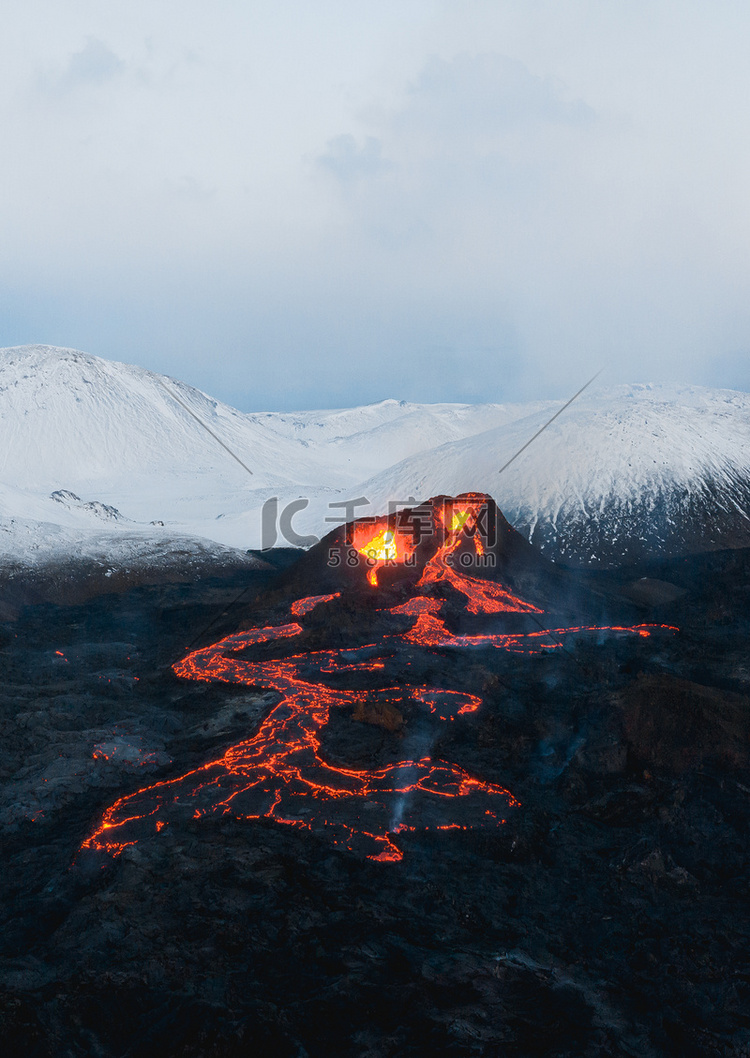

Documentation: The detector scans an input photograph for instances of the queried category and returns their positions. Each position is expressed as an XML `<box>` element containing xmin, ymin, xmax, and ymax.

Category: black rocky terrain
<box><xmin>1</xmin><ymin>540</ymin><xmax>749</xmax><ymax>1057</ymax></box>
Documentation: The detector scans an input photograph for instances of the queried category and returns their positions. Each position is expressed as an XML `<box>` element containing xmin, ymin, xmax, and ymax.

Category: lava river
<box><xmin>81</xmin><ymin>498</ymin><xmax>677</xmax><ymax>863</ymax></box>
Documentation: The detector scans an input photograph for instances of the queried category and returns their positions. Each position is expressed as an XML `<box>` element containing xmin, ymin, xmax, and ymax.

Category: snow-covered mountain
<box><xmin>1</xmin><ymin>344</ymin><xmax>749</xmax><ymax>569</ymax></box>
<box><xmin>0</xmin><ymin>345</ymin><xmax>532</xmax><ymax>568</ymax></box>
<box><xmin>359</xmin><ymin>386</ymin><xmax>750</xmax><ymax>566</ymax></box>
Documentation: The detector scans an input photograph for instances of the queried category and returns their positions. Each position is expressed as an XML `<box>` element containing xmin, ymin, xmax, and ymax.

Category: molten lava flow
<box><xmin>80</xmin><ymin>494</ymin><xmax>679</xmax><ymax>866</ymax></box>
<box><xmin>434</xmin><ymin>622</ymin><xmax>679</xmax><ymax>652</ymax></box>
<box><xmin>355</xmin><ymin>520</ymin><xmax>416</xmax><ymax>586</ymax></box>
<box><xmin>415</xmin><ymin>498</ymin><xmax>544</xmax><ymax>614</ymax></box>
<box><xmin>413</xmin><ymin>688</ymin><xmax>483</xmax><ymax>719</ymax></box>
<box><xmin>424</xmin><ymin>562</ymin><xmax>545</xmax><ymax>615</ymax></box>
<box><xmin>291</xmin><ymin>593</ymin><xmax>341</xmax><ymax>616</ymax></box>
<box><xmin>389</xmin><ymin>596</ymin><xmax>452</xmax><ymax>647</ymax></box>
<box><xmin>80</xmin><ymin>621</ymin><xmax>520</xmax><ymax>863</ymax></box>
<box><xmin>390</xmin><ymin>597</ymin><xmax>442</xmax><ymax>616</ymax></box>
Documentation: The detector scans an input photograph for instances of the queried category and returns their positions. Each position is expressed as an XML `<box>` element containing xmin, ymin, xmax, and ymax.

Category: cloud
<box><xmin>314</xmin><ymin>51</ymin><xmax>602</xmax><ymax>288</ymax></box>
<box><xmin>320</xmin><ymin>52</ymin><xmax>600</xmax><ymax>223</ymax></box>
<box><xmin>162</xmin><ymin>175</ymin><xmax>216</xmax><ymax>203</ymax></box>
<box><xmin>396</xmin><ymin>52</ymin><xmax>596</xmax><ymax>138</ymax></box>
<box><xmin>3</xmin><ymin>7</ymin><xmax>750</xmax><ymax>410</ymax></box>
<box><xmin>316</xmin><ymin>134</ymin><xmax>392</xmax><ymax>184</ymax></box>
<box><xmin>38</xmin><ymin>37</ymin><xmax>124</xmax><ymax>95</ymax></box>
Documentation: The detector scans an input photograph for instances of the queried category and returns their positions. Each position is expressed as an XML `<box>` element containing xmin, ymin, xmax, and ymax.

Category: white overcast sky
<box><xmin>1</xmin><ymin>0</ymin><xmax>749</xmax><ymax>409</ymax></box>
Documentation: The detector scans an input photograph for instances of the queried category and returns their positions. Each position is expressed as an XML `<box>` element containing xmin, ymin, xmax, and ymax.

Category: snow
<box><xmin>360</xmin><ymin>383</ymin><xmax>750</xmax><ymax>522</ymax></box>
<box><xmin>1</xmin><ymin>344</ymin><xmax>749</xmax><ymax>568</ymax></box>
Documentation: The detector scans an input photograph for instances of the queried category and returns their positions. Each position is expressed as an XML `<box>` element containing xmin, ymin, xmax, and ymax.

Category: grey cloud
<box><xmin>162</xmin><ymin>176</ymin><xmax>217</xmax><ymax>203</ymax></box>
<box><xmin>39</xmin><ymin>37</ymin><xmax>124</xmax><ymax>94</ymax></box>
<box><xmin>5</xmin><ymin>6</ymin><xmax>749</xmax><ymax>411</ymax></box>
<box><xmin>397</xmin><ymin>53</ymin><xmax>596</xmax><ymax>138</ymax></box>
<box><xmin>316</xmin><ymin>52</ymin><xmax>594</xmax><ymax>245</ymax></box>
<box><xmin>316</xmin><ymin>134</ymin><xmax>393</xmax><ymax>184</ymax></box>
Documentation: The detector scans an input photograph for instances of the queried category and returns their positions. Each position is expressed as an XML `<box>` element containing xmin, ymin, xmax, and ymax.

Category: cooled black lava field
<box><xmin>2</xmin><ymin>508</ymin><xmax>750</xmax><ymax>1057</ymax></box>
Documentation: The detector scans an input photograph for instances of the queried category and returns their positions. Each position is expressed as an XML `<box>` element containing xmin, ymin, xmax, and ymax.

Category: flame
<box><xmin>354</xmin><ymin>520</ymin><xmax>415</xmax><ymax>586</ymax></box>
<box><xmin>359</xmin><ymin>526</ymin><xmax>398</xmax><ymax>563</ymax></box>
<box><xmin>445</xmin><ymin>506</ymin><xmax>483</xmax><ymax>554</ymax></box>
<box><xmin>448</xmin><ymin>509</ymin><xmax>471</xmax><ymax>533</ymax></box>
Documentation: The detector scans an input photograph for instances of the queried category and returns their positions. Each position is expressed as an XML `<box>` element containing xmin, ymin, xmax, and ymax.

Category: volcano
<box><xmin>80</xmin><ymin>495</ymin><xmax>675</xmax><ymax>865</ymax></box>
<box><xmin>3</xmin><ymin>345</ymin><xmax>750</xmax><ymax>572</ymax></box>
<box><xmin>5</xmin><ymin>498</ymin><xmax>750</xmax><ymax>1056</ymax></box>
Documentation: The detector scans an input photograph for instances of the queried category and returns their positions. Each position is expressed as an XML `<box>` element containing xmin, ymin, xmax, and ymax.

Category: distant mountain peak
<box><xmin>1</xmin><ymin>344</ymin><xmax>748</xmax><ymax>568</ymax></box>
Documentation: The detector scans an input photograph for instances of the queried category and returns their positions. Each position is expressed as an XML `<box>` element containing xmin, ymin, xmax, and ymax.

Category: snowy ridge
<box><xmin>1</xmin><ymin>345</ymin><xmax>749</xmax><ymax>569</ymax></box>
<box><xmin>358</xmin><ymin>385</ymin><xmax>750</xmax><ymax>565</ymax></box>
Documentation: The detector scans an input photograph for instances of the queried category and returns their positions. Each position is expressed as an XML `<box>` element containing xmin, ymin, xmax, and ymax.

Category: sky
<box><xmin>1</xmin><ymin>0</ymin><xmax>749</xmax><ymax>410</ymax></box>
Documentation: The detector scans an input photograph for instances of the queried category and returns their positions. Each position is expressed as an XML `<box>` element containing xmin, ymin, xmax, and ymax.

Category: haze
<box><xmin>2</xmin><ymin>0</ymin><xmax>749</xmax><ymax>409</ymax></box>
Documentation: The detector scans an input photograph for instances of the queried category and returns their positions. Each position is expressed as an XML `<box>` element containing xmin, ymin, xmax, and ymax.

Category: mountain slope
<box><xmin>0</xmin><ymin>345</ymin><xmax>329</xmax><ymax>490</ymax></box>
<box><xmin>358</xmin><ymin>384</ymin><xmax>750</xmax><ymax>566</ymax></box>
<box><xmin>0</xmin><ymin>346</ymin><xmax>531</xmax><ymax>562</ymax></box>
<box><xmin>1</xmin><ymin>346</ymin><xmax>749</xmax><ymax>568</ymax></box>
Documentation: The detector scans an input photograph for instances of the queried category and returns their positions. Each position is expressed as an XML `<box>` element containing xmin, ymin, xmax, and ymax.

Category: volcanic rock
<box><xmin>621</xmin><ymin>673</ymin><xmax>750</xmax><ymax>773</ymax></box>
<box><xmin>352</xmin><ymin>698</ymin><xmax>405</xmax><ymax>732</ymax></box>
<box><xmin>0</xmin><ymin>534</ymin><xmax>749</xmax><ymax>1055</ymax></box>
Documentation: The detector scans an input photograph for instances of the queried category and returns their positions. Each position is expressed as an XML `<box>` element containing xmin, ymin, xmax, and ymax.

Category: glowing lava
<box><xmin>290</xmin><ymin>593</ymin><xmax>341</xmax><ymax>616</ymax></box>
<box><xmin>81</xmin><ymin>621</ymin><xmax>519</xmax><ymax>862</ymax></box>
<box><xmin>80</xmin><ymin>495</ymin><xmax>678</xmax><ymax>865</ymax></box>
<box><xmin>355</xmin><ymin>520</ymin><xmax>415</xmax><ymax>586</ymax></box>
<box><xmin>416</xmin><ymin>496</ymin><xmax>544</xmax><ymax>614</ymax></box>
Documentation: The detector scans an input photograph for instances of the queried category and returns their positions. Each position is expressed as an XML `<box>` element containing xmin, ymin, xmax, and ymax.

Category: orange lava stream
<box><xmin>397</xmin><ymin>607</ymin><xmax>679</xmax><ymax>652</ymax></box>
<box><xmin>417</xmin><ymin>499</ymin><xmax>544</xmax><ymax>614</ymax></box>
<box><xmin>79</xmin><ymin>500</ymin><xmax>678</xmax><ymax>864</ymax></box>
<box><xmin>421</xmin><ymin>561</ymin><xmax>545</xmax><ymax>614</ymax></box>
<box><xmin>290</xmin><ymin>593</ymin><xmax>341</xmax><ymax>616</ymax></box>
<box><xmin>80</xmin><ymin>619</ymin><xmax>519</xmax><ymax>862</ymax></box>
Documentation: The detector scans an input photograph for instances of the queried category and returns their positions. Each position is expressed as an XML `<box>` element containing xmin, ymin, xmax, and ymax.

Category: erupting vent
<box><xmin>81</xmin><ymin>495</ymin><xmax>677</xmax><ymax>863</ymax></box>
<box><xmin>354</xmin><ymin>520</ymin><xmax>416</xmax><ymax>586</ymax></box>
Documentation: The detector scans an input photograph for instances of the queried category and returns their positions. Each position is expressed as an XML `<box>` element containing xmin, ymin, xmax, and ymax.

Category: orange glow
<box><xmin>445</xmin><ymin>506</ymin><xmax>484</xmax><ymax>554</ymax></box>
<box><xmin>354</xmin><ymin>519</ymin><xmax>416</xmax><ymax>587</ymax></box>
<box><xmin>80</xmin><ymin>619</ymin><xmax>520</xmax><ymax>862</ymax></box>
<box><xmin>79</xmin><ymin>493</ymin><xmax>679</xmax><ymax>866</ymax></box>
<box><xmin>290</xmin><ymin>593</ymin><xmax>341</xmax><ymax>616</ymax></box>
<box><xmin>419</xmin><ymin>498</ymin><xmax>543</xmax><ymax>615</ymax></box>
<box><xmin>358</xmin><ymin>526</ymin><xmax>398</xmax><ymax>562</ymax></box>
<box><xmin>390</xmin><ymin>597</ymin><xmax>442</xmax><ymax>616</ymax></box>
<box><xmin>367</xmin><ymin>834</ymin><xmax>404</xmax><ymax>862</ymax></box>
